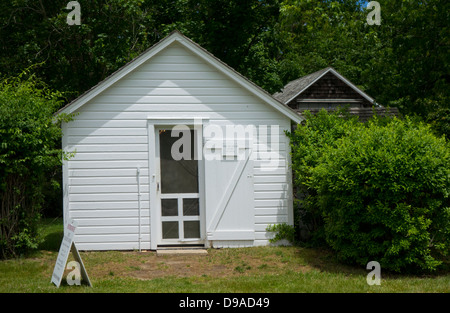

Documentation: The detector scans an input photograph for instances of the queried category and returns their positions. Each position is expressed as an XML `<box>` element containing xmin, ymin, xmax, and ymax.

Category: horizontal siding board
<box><xmin>68</xmin><ymin>127</ymin><xmax>147</xmax><ymax>136</ymax></box>
<box><xmin>254</xmin><ymin>232</ymin><xmax>274</xmax><ymax>241</ymax></box>
<box><xmin>69</xmin><ymin>168</ymin><xmax>149</xmax><ymax>177</ymax></box>
<box><xmin>68</xmin><ymin>136</ymin><xmax>148</xmax><ymax>144</ymax></box>
<box><xmin>70</xmin><ymin>176</ymin><xmax>149</xmax><ymax>185</ymax></box>
<box><xmin>255</xmin><ymin>207</ymin><xmax>288</xmax><ymax>215</ymax></box>
<box><xmin>115</xmin><ymin>79</ymin><xmax>235</xmax><ymax>88</ymax></box>
<box><xmin>92</xmin><ymin>95</ymin><xmax>258</xmax><ymax>104</ymax></box>
<box><xmin>103</xmin><ymin>87</ymin><xmax>248</xmax><ymax>96</ymax></box>
<box><xmin>129</xmin><ymin>71</ymin><xmax>227</xmax><ymax>80</ymax></box>
<box><xmin>253</xmin><ymin>175</ymin><xmax>288</xmax><ymax>183</ymax></box>
<box><xmin>72</xmin><ymin>152</ymin><xmax>148</xmax><ymax>161</ymax></box>
<box><xmin>70</xmin><ymin>193</ymin><xmax>149</xmax><ymax>202</ymax></box>
<box><xmin>76</xmin><ymin>225</ymin><xmax>150</xmax><ymax>235</ymax></box>
<box><xmin>255</xmin><ymin>199</ymin><xmax>287</xmax><ymax>207</ymax></box>
<box><xmin>254</xmin><ymin>183</ymin><xmax>288</xmax><ymax>192</ymax></box>
<box><xmin>69</xmin><ymin>144</ymin><xmax>148</xmax><ymax>153</ymax></box>
<box><xmin>76</xmin><ymin>242</ymin><xmax>150</xmax><ymax>251</ymax></box>
<box><xmin>149</xmin><ymin>54</ymin><xmax>204</xmax><ymax>64</ymax></box>
<box><xmin>70</xmin><ymin>201</ymin><xmax>148</xmax><ymax>209</ymax></box>
<box><xmin>254</xmin><ymin>167</ymin><xmax>286</xmax><ymax>175</ymax></box>
<box><xmin>255</xmin><ymin>191</ymin><xmax>287</xmax><ymax>199</ymax></box>
<box><xmin>70</xmin><ymin>185</ymin><xmax>149</xmax><ymax>194</ymax></box>
<box><xmin>138</xmin><ymin>63</ymin><xmax>216</xmax><ymax>72</ymax></box>
<box><xmin>75</xmin><ymin>234</ymin><xmax>150</xmax><ymax>243</ymax></box>
<box><xmin>77</xmin><ymin>103</ymin><xmax>270</xmax><ymax>113</ymax></box>
<box><xmin>255</xmin><ymin>215</ymin><xmax>289</xmax><ymax>224</ymax></box>
<box><xmin>153</xmin><ymin>45</ymin><xmax>195</xmax><ymax>56</ymax></box>
<box><xmin>255</xmin><ymin>151</ymin><xmax>285</xmax><ymax>161</ymax></box>
<box><xmin>255</xmin><ymin>224</ymin><xmax>271</xmax><ymax>232</ymax></box>
<box><xmin>74</xmin><ymin>217</ymin><xmax>142</xmax><ymax>226</ymax></box>
<box><xmin>74</xmin><ymin>112</ymin><xmax>282</xmax><ymax>121</ymax></box>
<box><xmin>68</xmin><ymin>119</ymin><xmax>148</xmax><ymax>128</ymax></box>
<box><xmin>68</xmin><ymin>160</ymin><xmax>148</xmax><ymax>169</ymax></box>
<box><xmin>71</xmin><ymin>209</ymin><xmax>149</xmax><ymax>218</ymax></box>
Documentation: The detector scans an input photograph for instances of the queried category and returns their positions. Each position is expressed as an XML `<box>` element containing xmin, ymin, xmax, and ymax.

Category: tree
<box><xmin>0</xmin><ymin>0</ymin><xmax>285</xmax><ymax>100</ymax></box>
<box><xmin>0</xmin><ymin>70</ymin><xmax>74</xmax><ymax>258</ymax></box>
<box><xmin>277</xmin><ymin>0</ymin><xmax>450</xmax><ymax>138</ymax></box>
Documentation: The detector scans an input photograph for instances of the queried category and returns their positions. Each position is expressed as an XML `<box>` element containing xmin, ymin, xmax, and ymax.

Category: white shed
<box><xmin>57</xmin><ymin>31</ymin><xmax>302</xmax><ymax>250</ymax></box>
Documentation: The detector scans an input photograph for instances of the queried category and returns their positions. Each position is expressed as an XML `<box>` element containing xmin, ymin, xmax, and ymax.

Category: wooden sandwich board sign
<box><xmin>51</xmin><ymin>220</ymin><xmax>92</xmax><ymax>287</ymax></box>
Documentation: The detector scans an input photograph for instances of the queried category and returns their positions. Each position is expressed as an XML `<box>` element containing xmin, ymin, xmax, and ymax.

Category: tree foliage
<box><xmin>0</xmin><ymin>0</ymin><xmax>283</xmax><ymax>97</ymax></box>
<box><xmin>0</xmin><ymin>1</ymin><xmax>448</xmax><ymax>131</ymax></box>
<box><xmin>0</xmin><ymin>70</ymin><xmax>74</xmax><ymax>258</ymax></box>
<box><xmin>278</xmin><ymin>0</ymin><xmax>449</xmax><ymax>136</ymax></box>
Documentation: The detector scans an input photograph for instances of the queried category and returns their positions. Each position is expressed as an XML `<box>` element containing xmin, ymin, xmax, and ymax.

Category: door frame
<box><xmin>147</xmin><ymin>117</ymin><xmax>207</xmax><ymax>250</ymax></box>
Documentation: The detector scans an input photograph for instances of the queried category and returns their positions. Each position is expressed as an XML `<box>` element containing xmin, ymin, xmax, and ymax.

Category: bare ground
<box><xmin>73</xmin><ymin>247</ymin><xmax>315</xmax><ymax>281</ymax></box>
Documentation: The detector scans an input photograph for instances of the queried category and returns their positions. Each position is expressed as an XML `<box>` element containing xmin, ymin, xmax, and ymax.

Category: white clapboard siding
<box><xmin>70</xmin><ymin>201</ymin><xmax>148</xmax><ymax>209</ymax></box>
<box><xmin>69</xmin><ymin>168</ymin><xmax>149</xmax><ymax>177</ymax></box>
<box><xmin>103</xmin><ymin>87</ymin><xmax>249</xmax><ymax>96</ymax></box>
<box><xmin>69</xmin><ymin>193</ymin><xmax>149</xmax><ymax>202</ymax></box>
<box><xmin>75</xmin><ymin>217</ymin><xmax>143</xmax><ymax>226</ymax></box>
<box><xmin>64</xmin><ymin>40</ymin><xmax>294</xmax><ymax>250</ymax></box>
<box><xmin>75</xmin><ymin>225</ymin><xmax>150</xmax><ymax>235</ymax></box>
<box><xmin>68</xmin><ymin>161</ymin><xmax>149</xmax><ymax>169</ymax></box>
<box><xmin>116</xmin><ymin>79</ymin><xmax>234</xmax><ymax>88</ymax></box>
<box><xmin>75</xmin><ymin>234</ymin><xmax>150</xmax><ymax>243</ymax></box>
<box><xmin>70</xmin><ymin>177</ymin><xmax>149</xmax><ymax>185</ymax></box>
<box><xmin>70</xmin><ymin>209</ymin><xmax>150</xmax><ymax>218</ymax></box>
<box><xmin>76</xmin><ymin>242</ymin><xmax>151</xmax><ymax>250</ymax></box>
<box><xmin>68</xmin><ymin>119</ymin><xmax>149</xmax><ymax>128</ymax></box>
<box><xmin>70</xmin><ymin>144</ymin><xmax>148</xmax><ymax>153</ymax></box>
<box><xmin>79</xmin><ymin>103</ymin><xmax>270</xmax><ymax>113</ymax></box>
<box><xmin>68</xmin><ymin>136</ymin><xmax>148</xmax><ymax>145</ymax></box>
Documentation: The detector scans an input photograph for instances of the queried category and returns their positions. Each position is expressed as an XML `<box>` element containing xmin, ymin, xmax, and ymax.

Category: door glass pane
<box><xmin>183</xmin><ymin>198</ymin><xmax>199</xmax><ymax>216</ymax></box>
<box><xmin>159</xmin><ymin>129</ymin><xmax>198</xmax><ymax>194</ymax></box>
<box><xmin>161</xmin><ymin>199</ymin><xmax>178</xmax><ymax>216</ymax></box>
<box><xmin>184</xmin><ymin>221</ymin><xmax>200</xmax><ymax>239</ymax></box>
<box><xmin>162</xmin><ymin>221</ymin><xmax>179</xmax><ymax>239</ymax></box>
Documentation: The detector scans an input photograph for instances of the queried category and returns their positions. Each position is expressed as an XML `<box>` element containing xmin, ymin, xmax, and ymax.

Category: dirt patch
<box><xmin>82</xmin><ymin>247</ymin><xmax>313</xmax><ymax>281</ymax></box>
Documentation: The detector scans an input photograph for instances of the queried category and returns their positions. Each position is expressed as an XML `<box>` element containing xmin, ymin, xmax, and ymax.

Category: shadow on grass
<box><xmin>39</xmin><ymin>230</ymin><xmax>64</xmax><ymax>251</ymax></box>
<box><xmin>295</xmin><ymin>243</ymin><xmax>450</xmax><ymax>279</ymax></box>
<box><xmin>294</xmin><ymin>244</ymin><xmax>366</xmax><ymax>275</ymax></box>
<box><xmin>38</xmin><ymin>218</ymin><xmax>64</xmax><ymax>251</ymax></box>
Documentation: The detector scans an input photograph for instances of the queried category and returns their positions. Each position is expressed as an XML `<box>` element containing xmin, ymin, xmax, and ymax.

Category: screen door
<box><xmin>157</xmin><ymin>128</ymin><xmax>202</xmax><ymax>244</ymax></box>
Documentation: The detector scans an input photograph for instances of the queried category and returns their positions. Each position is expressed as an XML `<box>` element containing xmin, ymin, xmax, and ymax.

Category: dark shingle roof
<box><xmin>273</xmin><ymin>67</ymin><xmax>332</xmax><ymax>104</ymax></box>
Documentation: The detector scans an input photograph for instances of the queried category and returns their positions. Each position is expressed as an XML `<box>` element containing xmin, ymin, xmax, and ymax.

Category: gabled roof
<box><xmin>273</xmin><ymin>67</ymin><xmax>375</xmax><ymax>106</ymax></box>
<box><xmin>56</xmin><ymin>30</ymin><xmax>303</xmax><ymax>124</ymax></box>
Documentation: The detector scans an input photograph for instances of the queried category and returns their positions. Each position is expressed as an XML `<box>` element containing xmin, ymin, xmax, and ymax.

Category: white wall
<box><xmin>63</xmin><ymin>41</ymin><xmax>293</xmax><ymax>250</ymax></box>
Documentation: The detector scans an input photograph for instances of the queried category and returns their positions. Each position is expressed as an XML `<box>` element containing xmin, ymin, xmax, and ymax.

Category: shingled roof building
<box><xmin>274</xmin><ymin>67</ymin><xmax>399</xmax><ymax>121</ymax></box>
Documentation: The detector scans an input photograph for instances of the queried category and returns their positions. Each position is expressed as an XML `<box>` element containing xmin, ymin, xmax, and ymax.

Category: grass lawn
<box><xmin>0</xmin><ymin>218</ymin><xmax>448</xmax><ymax>293</ymax></box>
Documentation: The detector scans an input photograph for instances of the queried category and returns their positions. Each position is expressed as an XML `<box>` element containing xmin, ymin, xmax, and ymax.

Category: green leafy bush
<box><xmin>310</xmin><ymin>117</ymin><xmax>450</xmax><ymax>272</ymax></box>
<box><xmin>0</xmin><ymin>71</ymin><xmax>74</xmax><ymax>258</ymax></box>
<box><xmin>287</xmin><ymin>108</ymin><xmax>360</xmax><ymax>244</ymax></box>
<box><xmin>266</xmin><ymin>223</ymin><xmax>296</xmax><ymax>244</ymax></box>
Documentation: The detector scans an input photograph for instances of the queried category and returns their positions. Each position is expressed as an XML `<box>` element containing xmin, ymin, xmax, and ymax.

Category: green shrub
<box><xmin>287</xmin><ymin>108</ymin><xmax>360</xmax><ymax>244</ymax></box>
<box><xmin>311</xmin><ymin>117</ymin><xmax>450</xmax><ymax>272</ymax></box>
<box><xmin>266</xmin><ymin>223</ymin><xmax>296</xmax><ymax>244</ymax></box>
<box><xmin>0</xmin><ymin>71</ymin><xmax>74</xmax><ymax>258</ymax></box>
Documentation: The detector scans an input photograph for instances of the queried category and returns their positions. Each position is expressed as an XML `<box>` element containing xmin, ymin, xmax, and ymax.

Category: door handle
<box><xmin>157</xmin><ymin>182</ymin><xmax>160</xmax><ymax>191</ymax></box>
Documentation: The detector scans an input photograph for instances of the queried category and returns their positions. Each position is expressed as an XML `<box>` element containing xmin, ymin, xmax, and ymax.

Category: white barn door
<box><xmin>204</xmin><ymin>138</ymin><xmax>255</xmax><ymax>244</ymax></box>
